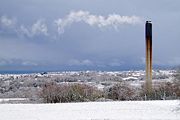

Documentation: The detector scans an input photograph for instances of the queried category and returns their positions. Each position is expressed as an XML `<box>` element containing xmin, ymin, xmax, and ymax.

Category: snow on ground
<box><xmin>0</xmin><ymin>100</ymin><xmax>179</xmax><ymax>120</ymax></box>
<box><xmin>0</xmin><ymin>98</ymin><xmax>28</xmax><ymax>102</ymax></box>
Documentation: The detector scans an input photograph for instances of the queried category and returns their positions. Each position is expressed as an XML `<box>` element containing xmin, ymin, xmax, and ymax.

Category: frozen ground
<box><xmin>0</xmin><ymin>100</ymin><xmax>179</xmax><ymax>120</ymax></box>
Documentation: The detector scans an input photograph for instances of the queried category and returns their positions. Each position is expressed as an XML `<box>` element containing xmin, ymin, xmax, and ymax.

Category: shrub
<box><xmin>39</xmin><ymin>82</ymin><xmax>103</xmax><ymax>103</ymax></box>
<box><xmin>173</xmin><ymin>69</ymin><xmax>180</xmax><ymax>97</ymax></box>
<box><xmin>106</xmin><ymin>82</ymin><xmax>135</xmax><ymax>101</ymax></box>
<box><xmin>140</xmin><ymin>82</ymin><xmax>178</xmax><ymax>100</ymax></box>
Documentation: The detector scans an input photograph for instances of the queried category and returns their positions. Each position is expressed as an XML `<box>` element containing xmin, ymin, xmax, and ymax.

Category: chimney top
<box><xmin>146</xmin><ymin>21</ymin><xmax>152</xmax><ymax>23</ymax></box>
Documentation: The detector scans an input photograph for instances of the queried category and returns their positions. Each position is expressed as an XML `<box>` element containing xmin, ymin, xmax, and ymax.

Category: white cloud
<box><xmin>31</xmin><ymin>20</ymin><xmax>48</xmax><ymax>36</ymax></box>
<box><xmin>19</xmin><ymin>20</ymin><xmax>48</xmax><ymax>37</ymax></box>
<box><xmin>55</xmin><ymin>10</ymin><xmax>143</xmax><ymax>34</ymax></box>
<box><xmin>19</xmin><ymin>25</ymin><xmax>31</xmax><ymax>37</ymax></box>
<box><xmin>108</xmin><ymin>59</ymin><xmax>124</xmax><ymax>67</ymax></box>
<box><xmin>68</xmin><ymin>59</ymin><xmax>93</xmax><ymax>66</ymax></box>
<box><xmin>1</xmin><ymin>11</ymin><xmax>142</xmax><ymax>39</ymax></box>
<box><xmin>0</xmin><ymin>16</ymin><xmax>18</xmax><ymax>35</ymax></box>
<box><xmin>0</xmin><ymin>16</ymin><xmax>16</xmax><ymax>27</ymax></box>
<box><xmin>0</xmin><ymin>58</ymin><xmax>38</xmax><ymax>66</ymax></box>
<box><xmin>0</xmin><ymin>58</ymin><xmax>14</xmax><ymax>66</ymax></box>
<box><xmin>22</xmin><ymin>61</ymin><xmax>38</xmax><ymax>66</ymax></box>
<box><xmin>81</xmin><ymin>59</ymin><xmax>93</xmax><ymax>66</ymax></box>
<box><xmin>0</xmin><ymin>15</ymin><xmax>48</xmax><ymax>38</ymax></box>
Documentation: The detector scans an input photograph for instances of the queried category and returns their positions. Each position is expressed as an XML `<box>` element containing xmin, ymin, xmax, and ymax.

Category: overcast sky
<box><xmin>0</xmin><ymin>0</ymin><xmax>180</xmax><ymax>71</ymax></box>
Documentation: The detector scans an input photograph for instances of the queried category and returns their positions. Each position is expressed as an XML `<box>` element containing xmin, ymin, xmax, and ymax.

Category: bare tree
<box><xmin>106</xmin><ymin>82</ymin><xmax>135</xmax><ymax>101</ymax></box>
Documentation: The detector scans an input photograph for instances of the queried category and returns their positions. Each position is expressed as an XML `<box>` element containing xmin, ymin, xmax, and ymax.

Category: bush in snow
<box><xmin>39</xmin><ymin>82</ymin><xmax>103</xmax><ymax>103</ymax></box>
<box><xmin>140</xmin><ymin>82</ymin><xmax>178</xmax><ymax>100</ymax></box>
<box><xmin>173</xmin><ymin>69</ymin><xmax>180</xmax><ymax>97</ymax></box>
<box><xmin>105</xmin><ymin>82</ymin><xmax>135</xmax><ymax>101</ymax></box>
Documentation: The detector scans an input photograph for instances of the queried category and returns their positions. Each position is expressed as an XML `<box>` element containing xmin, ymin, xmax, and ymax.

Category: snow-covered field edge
<box><xmin>0</xmin><ymin>100</ymin><xmax>179</xmax><ymax>120</ymax></box>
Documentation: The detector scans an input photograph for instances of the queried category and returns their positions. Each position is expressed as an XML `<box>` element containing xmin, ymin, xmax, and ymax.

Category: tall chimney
<box><xmin>145</xmin><ymin>21</ymin><xmax>152</xmax><ymax>94</ymax></box>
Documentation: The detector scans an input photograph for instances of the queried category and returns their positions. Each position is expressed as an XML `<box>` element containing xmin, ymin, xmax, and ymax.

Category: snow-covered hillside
<box><xmin>0</xmin><ymin>100</ymin><xmax>179</xmax><ymax>120</ymax></box>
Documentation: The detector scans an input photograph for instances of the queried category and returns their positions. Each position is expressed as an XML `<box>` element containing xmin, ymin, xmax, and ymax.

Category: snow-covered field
<box><xmin>0</xmin><ymin>100</ymin><xmax>179</xmax><ymax>120</ymax></box>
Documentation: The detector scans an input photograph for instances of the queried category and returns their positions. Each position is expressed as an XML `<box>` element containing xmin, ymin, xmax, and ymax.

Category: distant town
<box><xmin>0</xmin><ymin>69</ymin><xmax>177</xmax><ymax>103</ymax></box>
